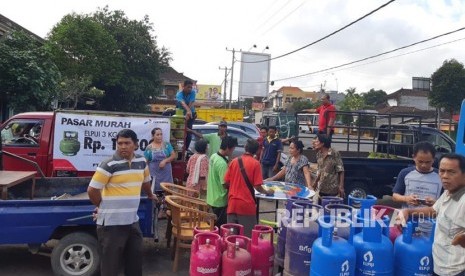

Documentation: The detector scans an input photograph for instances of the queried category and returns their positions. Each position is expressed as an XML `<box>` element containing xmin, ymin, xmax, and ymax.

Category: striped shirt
<box><xmin>89</xmin><ymin>153</ymin><xmax>150</xmax><ymax>226</ymax></box>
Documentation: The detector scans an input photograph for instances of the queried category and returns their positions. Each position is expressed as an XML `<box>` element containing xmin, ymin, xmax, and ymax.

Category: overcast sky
<box><xmin>3</xmin><ymin>0</ymin><xmax>465</xmax><ymax>99</ymax></box>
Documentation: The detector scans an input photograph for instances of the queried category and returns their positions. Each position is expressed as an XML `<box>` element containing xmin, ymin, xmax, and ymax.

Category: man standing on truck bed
<box><xmin>392</xmin><ymin>141</ymin><xmax>442</xmax><ymax>233</ymax></box>
<box><xmin>176</xmin><ymin>80</ymin><xmax>197</xmax><ymax>150</ymax></box>
<box><xmin>304</xmin><ymin>94</ymin><xmax>336</xmax><ymax>140</ymax></box>
<box><xmin>87</xmin><ymin>129</ymin><xmax>158</xmax><ymax>276</ymax></box>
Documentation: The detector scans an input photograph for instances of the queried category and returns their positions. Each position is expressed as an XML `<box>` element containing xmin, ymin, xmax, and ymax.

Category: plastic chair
<box><xmin>165</xmin><ymin>195</ymin><xmax>217</xmax><ymax>272</ymax></box>
<box><xmin>160</xmin><ymin>182</ymin><xmax>206</xmax><ymax>248</ymax></box>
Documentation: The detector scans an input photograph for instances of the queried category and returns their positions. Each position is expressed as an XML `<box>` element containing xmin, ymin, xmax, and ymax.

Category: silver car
<box><xmin>207</xmin><ymin>121</ymin><xmax>260</xmax><ymax>139</ymax></box>
<box><xmin>189</xmin><ymin>124</ymin><xmax>288</xmax><ymax>164</ymax></box>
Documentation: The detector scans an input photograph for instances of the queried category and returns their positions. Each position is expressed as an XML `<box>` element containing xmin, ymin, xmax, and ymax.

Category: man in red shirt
<box><xmin>306</xmin><ymin>94</ymin><xmax>336</xmax><ymax>140</ymax></box>
<box><xmin>224</xmin><ymin>139</ymin><xmax>274</xmax><ymax>237</ymax></box>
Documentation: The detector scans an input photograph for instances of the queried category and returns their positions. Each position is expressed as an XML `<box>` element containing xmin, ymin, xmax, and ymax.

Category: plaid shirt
<box><xmin>316</xmin><ymin>148</ymin><xmax>344</xmax><ymax>194</ymax></box>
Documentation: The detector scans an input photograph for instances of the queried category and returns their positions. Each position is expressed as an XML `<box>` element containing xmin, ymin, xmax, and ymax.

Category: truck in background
<box><xmin>297</xmin><ymin>113</ymin><xmax>319</xmax><ymax>134</ymax></box>
<box><xmin>195</xmin><ymin>108</ymin><xmax>243</xmax><ymax>122</ymax></box>
<box><xmin>454</xmin><ymin>99</ymin><xmax>465</xmax><ymax>155</ymax></box>
<box><xmin>299</xmin><ymin>110</ymin><xmax>456</xmax><ymax>199</ymax></box>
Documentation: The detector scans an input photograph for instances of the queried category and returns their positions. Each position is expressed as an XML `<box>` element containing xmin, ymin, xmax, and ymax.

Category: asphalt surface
<box><xmin>0</xmin><ymin>200</ymin><xmax>281</xmax><ymax>276</ymax></box>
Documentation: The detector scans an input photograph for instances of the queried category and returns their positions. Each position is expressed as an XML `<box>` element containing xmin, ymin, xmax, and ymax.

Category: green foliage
<box><xmin>0</xmin><ymin>31</ymin><xmax>60</xmax><ymax>112</ymax></box>
<box><xmin>46</xmin><ymin>13</ymin><xmax>122</xmax><ymax>85</ymax></box>
<box><xmin>291</xmin><ymin>100</ymin><xmax>317</xmax><ymax>113</ymax></box>
<box><xmin>93</xmin><ymin>7</ymin><xmax>171</xmax><ymax>112</ymax></box>
<box><xmin>338</xmin><ymin>87</ymin><xmax>366</xmax><ymax>125</ymax></box>
<box><xmin>361</xmin><ymin>89</ymin><xmax>387</xmax><ymax>108</ymax></box>
<box><xmin>57</xmin><ymin>76</ymin><xmax>104</xmax><ymax>109</ymax></box>
<box><xmin>47</xmin><ymin>7</ymin><xmax>171</xmax><ymax>112</ymax></box>
<box><xmin>430</xmin><ymin>59</ymin><xmax>465</xmax><ymax>115</ymax></box>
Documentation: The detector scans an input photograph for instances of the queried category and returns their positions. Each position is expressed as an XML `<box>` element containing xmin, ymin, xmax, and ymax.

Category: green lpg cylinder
<box><xmin>59</xmin><ymin>131</ymin><xmax>81</xmax><ymax>156</ymax></box>
<box><xmin>171</xmin><ymin>108</ymin><xmax>185</xmax><ymax>139</ymax></box>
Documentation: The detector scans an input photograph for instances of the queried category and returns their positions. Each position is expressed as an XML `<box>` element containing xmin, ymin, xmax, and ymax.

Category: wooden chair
<box><xmin>160</xmin><ymin>182</ymin><xmax>207</xmax><ymax>248</ymax></box>
<box><xmin>164</xmin><ymin>195</ymin><xmax>217</xmax><ymax>272</ymax></box>
<box><xmin>160</xmin><ymin>182</ymin><xmax>202</xmax><ymax>199</ymax></box>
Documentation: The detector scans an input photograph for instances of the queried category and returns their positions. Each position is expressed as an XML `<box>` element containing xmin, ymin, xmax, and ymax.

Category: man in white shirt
<box><xmin>400</xmin><ymin>153</ymin><xmax>465</xmax><ymax>276</ymax></box>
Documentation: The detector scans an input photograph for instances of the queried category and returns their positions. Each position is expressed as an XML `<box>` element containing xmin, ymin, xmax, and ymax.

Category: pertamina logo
<box><xmin>363</xmin><ymin>251</ymin><xmax>374</xmax><ymax>268</ymax></box>
<box><xmin>419</xmin><ymin>256</ymin><xmax>431</xmax><ymax>272</ymax></box>
<box><xmin>340</xmin><ymin>260</ymin><xmax>350</xmax><ymax>276</ymax></box>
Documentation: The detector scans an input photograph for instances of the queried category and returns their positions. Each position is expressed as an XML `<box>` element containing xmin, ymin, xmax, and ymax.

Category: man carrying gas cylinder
<box><xmin>398</xmin><ymin>153</ymin><xmax>465</xmax><ymax>276</ymax></box>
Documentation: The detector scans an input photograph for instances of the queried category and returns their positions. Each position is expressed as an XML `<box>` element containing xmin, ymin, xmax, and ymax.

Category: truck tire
<box><xmin>51</xmin><ymin>232</ymin><xmax>100</xmax><ymax>276</ymax></box>
<box><xmin>346</xmin><ymin>183</ymin><xmax>368</xmax><ymax>199</ymax></box>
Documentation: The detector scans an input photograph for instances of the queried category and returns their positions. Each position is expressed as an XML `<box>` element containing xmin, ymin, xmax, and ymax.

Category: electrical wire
<box><xmin>236</xmin><ymin>26</ymin><xmax>465</xmax><ymax>84</ymax></box>
<box><xmin>253</xmin><ymin>0</ymin><xmax>292</xmax><ymax>33</ymax></box>
<box><xmin>238</xmin><ymin>0</ymin><xmax>396</xmax><ymax>63</ymax></box>
<box><xmin>260</xmin><ymin>1</ymin><xmax>307</xmax><ymax>36</ymax></box>
<box><xmin>274</xmin><ymin>26</ymin><xmax>465</xmax><ymax>82</ymax></box>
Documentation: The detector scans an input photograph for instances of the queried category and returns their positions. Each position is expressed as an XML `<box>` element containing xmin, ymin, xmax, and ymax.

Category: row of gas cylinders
<box><xmin>279</xmin><ymin>195</ymin><xmax>435</xmax><ymax>276</ymax></box>
<box><xmin>190</xmin><ymin>224</ymin><xmax>274</xmax><ymax>276</ymax></box>
<box><xmin>189</xmin><ymin>195</ymin><xmax>435</xmax><ymax>276</ymax></box>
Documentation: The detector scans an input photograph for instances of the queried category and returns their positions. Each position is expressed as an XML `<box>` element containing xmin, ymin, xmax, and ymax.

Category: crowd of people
<box><xmin>85</xmin><ymin>83</ymin><xmax>465</xmax><ymax>276</ymax></box>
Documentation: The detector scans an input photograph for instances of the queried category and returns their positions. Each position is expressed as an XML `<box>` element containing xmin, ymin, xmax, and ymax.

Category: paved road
<box><xmin>0</xmin><ymin>200</ymin><xmax>280</xmax><ymax>276</ymax></box>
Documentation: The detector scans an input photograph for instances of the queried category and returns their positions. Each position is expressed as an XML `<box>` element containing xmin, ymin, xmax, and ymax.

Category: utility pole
<box><xmin>226</xmin><ymin>48</ymin><xmax>236</xmax><ymax>109</ymax></box>
<box><xmin>218</xmin><ymin>66</ymin><xmax>229</xmax><ymax>107</ymax></box>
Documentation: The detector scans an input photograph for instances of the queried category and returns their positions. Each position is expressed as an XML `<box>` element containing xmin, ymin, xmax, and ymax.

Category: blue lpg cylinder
<box><xmin>277</xmin><ymin>197</ymin><xmax>310</xmax><ymax>262</ymax></box>
<box><xmin>348</xmin><ymin>195</ymin><xmax>377</xmax><ymax>216</ymax></box>
<box><xmin>321</xmin><ymin>204</ymin><xmax>354</xmax><ymax>240</ymax></box>
<box><xmin>284</xmin><ymin>202</ymin><xmax>322</xmax><ymax>276</ymax></box>
<box><xmin>320</xmin><ymin>196</ymin><xmax>343</xmax><ymax>209</ymax></box>
<box><xmin>353</xmin><ymin>218</ymin><xmax>393</xmax><ymax>276</ymax></box>
<box><xmin>394</xmin><ymin>220</ymin><xmax>435</xmax><ymax>276</ymax></box>
<box><xmin>311</xmin><ymin>216</ymin><xmax>356</xmax><ymax>276</ymax></box>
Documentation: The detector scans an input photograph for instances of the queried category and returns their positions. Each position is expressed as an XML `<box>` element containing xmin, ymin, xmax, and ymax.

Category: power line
<box><xmin>237</xmin><ymin>26</ymin><xmax>465</xmax><ymax>84</ymax></box>
<box><xmin>253</xmin><ymin>0</ymin><xmax>292</xmax><ymax>33</ymax></box>
<box><xmin>333</xmin><ymin>37</ymin><xmax>465</xmax><ymax>74</ymax></box>
<box><xmin>274</xmin><ymin>26</ymin><xmax>465</xmax><ymax>82</ymax></box>
<box><xmin>260</xmin><ymin>1</ymin><xmax>307</xmax><ymax>36</ymax></box>
<box><xmin>238</xmin><ymin>0</ymin><xmax>396</xmax><ymax>64</ymax></box>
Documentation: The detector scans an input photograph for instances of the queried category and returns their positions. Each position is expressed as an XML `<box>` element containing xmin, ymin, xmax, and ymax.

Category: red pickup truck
<box><xmin>0</xmin><ymin>110</ymin><xmax>187</xmax><ymax>181</ymax></box>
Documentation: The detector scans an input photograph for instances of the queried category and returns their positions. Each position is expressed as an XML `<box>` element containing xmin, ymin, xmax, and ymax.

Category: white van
<box><xmin>297</xmin><ymin>113</ymin><xmax>319</xmax><ymax>134</ymax></box>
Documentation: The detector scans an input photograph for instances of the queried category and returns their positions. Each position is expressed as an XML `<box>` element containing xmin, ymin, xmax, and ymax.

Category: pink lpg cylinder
<box><xmin>372</xmin><ymin>205</ymin><xmax>403</xmax><ymax>243</ymax></box>
<box><xmin>190</xmin><ymin>232</ymin><xmax>222</xmax><ymax>276</ymax></box>
<box><xmin>251</xmin><ymin>225</ymin><xmax>274</xmax><ymax>276</ymax></box>
<box><xmin>220</xmin><ymin>223</ymin><xmax>244</xmax><ymax>251</ymax></box>
<box><xmin>222</xmin><ymin>235</ymin><xmax>252</xmax><ymax>276</ymax></box>
<box><xmin>194</xmin><ymin>226</ymin><xmax>219</xmax><ymax>236</ymax></box>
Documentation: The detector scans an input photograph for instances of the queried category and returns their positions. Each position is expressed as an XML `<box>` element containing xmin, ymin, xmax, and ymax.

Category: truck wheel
<box><xmin>51</xmin><ymin>232</ymin><xmax>100</xmax><ymax>276</ymax></box>
<box><xmin>347</xmin><ymin>183</ymin><xmax>368</xmax><ymax>199</ymax></box>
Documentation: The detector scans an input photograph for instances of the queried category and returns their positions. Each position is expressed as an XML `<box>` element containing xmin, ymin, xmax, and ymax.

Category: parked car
<box><xmin>207</xmin><ymin>121</ymin><xmax>260</xmax><ymax>139</ymax></box>
<box><xmin>189</xmin><ymin>124</ymin><xmax>288</xmax><ymax>164</ymax></box>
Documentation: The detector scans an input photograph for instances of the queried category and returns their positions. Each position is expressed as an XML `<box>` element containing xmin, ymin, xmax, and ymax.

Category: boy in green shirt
<box><xmin>207</xmin><ymin>136</ymin><xmax>237</xmax><ymax>227</ymax></box>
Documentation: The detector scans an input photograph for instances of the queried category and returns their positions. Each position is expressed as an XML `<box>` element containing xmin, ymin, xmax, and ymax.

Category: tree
<box><xmin>47</xmin><ymin>13</ymin><xmax>122</xmax><ymax>84</ymax></box>
<box><xmin>362</xmin><ymin>89</ymin><xmax>387</xmax><ymax>108</ymax></box>
<box><xmin>291</xmin><ymin>100</ymin><xmax>318</xmax><ymax>113</ymax></box>
<box><xmin>57</xmin><ymin>76</ymin><xmax>104</xmax><ymax>109</ymax></box>
<box><xmin>430</xmin><ymin>59</ymin><xmax>465</xmax><ymax>118</ymax></box>
<box><xmin>338</xmin><ymin>87</ymin><xmax>366</xmax><ymax>125</ymax></box>
<box><xmin>0</xmin><ymin>31</ymin><xmax>60</xmax><ymax>112</ymax></box>
<box><xmin>93</xmin><ymin>7</ymin><xmax>171</xmax><ymax>112</ymax></box>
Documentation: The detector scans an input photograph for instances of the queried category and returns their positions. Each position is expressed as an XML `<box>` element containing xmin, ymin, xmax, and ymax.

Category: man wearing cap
<box><xmin>189</xmin><ymin>120</ymin><xmax>228</xmax><ymax>158</ymax></box>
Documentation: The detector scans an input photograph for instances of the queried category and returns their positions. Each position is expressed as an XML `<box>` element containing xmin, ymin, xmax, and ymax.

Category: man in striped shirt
<box><xmin>87</xmin><ymin>129</ymin><xmax>157</xmax><ymax>276</ymax></box>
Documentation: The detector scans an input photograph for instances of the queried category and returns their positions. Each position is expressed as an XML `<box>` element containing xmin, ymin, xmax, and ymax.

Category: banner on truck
<box><xmin>53</xmin><ymin>113</ymin><xmax>171</xmax><ymax>171</ymax></box>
